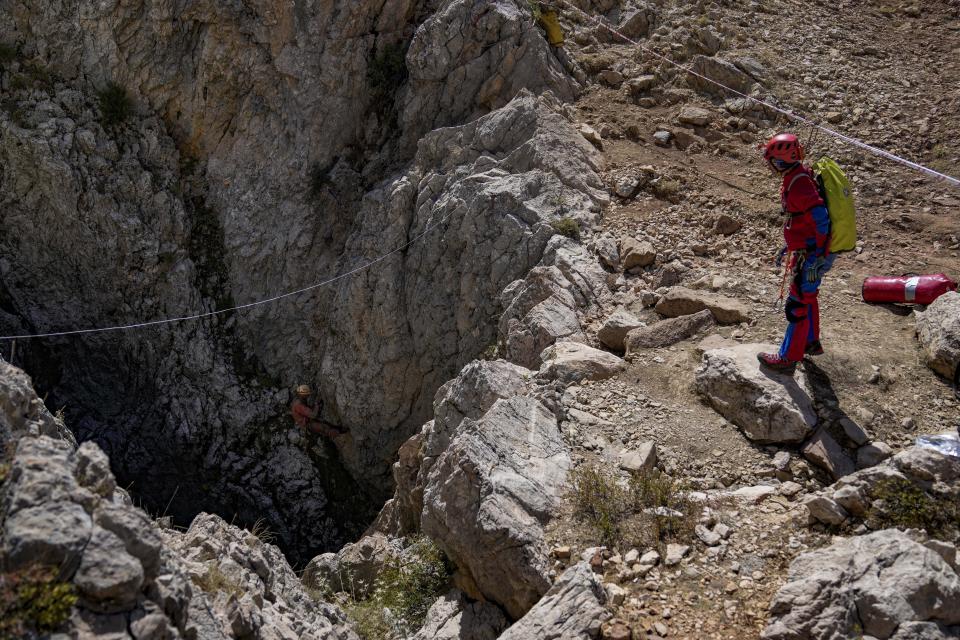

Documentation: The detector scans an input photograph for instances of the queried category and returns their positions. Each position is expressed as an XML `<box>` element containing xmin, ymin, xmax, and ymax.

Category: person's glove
<box><xmin>806</xmin><ymin>256</ymin><xmax>827</xmax><ymax>283</ymax></box>
<box><xmin>774</xmin><ymin>246</ymin><xmax>787</xmax><ymax>267</ymax></box>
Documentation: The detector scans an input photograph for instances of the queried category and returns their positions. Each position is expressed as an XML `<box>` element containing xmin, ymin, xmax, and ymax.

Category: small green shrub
<box><xmin>867</xmin><ymin>477</ymin><xmax>959</xmax><ymax>537</ymax></box>
<box><xmin>345</xmin><ymin>536</ymin><xmax>449</xmax><ymax>640</ymax></box>
<box><xmin>97</xmin><ymin>82</ymin><xmax>133</xmax><ymax>127</ymax></box>
<box><xmin>651</xmin><ymin>179</ymin><xmax>682</xmax><ymax>202</ymax></box>
<box><xmin>550</xmin><ymin>217</ymin><xmax>580</xmax><ymax>240</ymax></box>
<box><xmin>191</xmin><ymin>565</ymin><xmax>243</xmax><ymax>598</ymax></box>
<box><xmin>629</xmin><ymin>470</ymin><xmax>696</xmax><ymax>543</ymax></box>
<box><xmin>570</xmin><ymin>464</ymin><xmax>696</xmax><ymax>550</ymax></box>
<box><xmin>527</xmin><ymin>1</ymin><xmax>543</xmax><ymax>21</ymax></box>
<box><xmin>0</xmin><ymin>565</ymin><xmax>77</xmax><ymax>637</ymax></box>
<box><xmin>570</xmin><ymin>464</ymin><xmax>630</xmax><ymax>547</ymax></box>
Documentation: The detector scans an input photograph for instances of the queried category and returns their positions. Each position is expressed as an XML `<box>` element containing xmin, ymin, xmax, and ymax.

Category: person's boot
<box><xmin>805</xmin><ymin>341</ymin><xmax>824</xmax><ymax>356</ymax></box>
<box><xmin>757</xmin><ymin>352</ymin><xmax>797</xmax><ymax>374</ymax></box>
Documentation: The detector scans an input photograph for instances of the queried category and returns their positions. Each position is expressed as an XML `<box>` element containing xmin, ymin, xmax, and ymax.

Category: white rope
<box><xmin>4</xmin><ymin>7</ymin><xmax>956</xmax><ymax>340</ymax></box>
<box><xmin>0</xmin><ymin>209</ymin><xmax>453</xmax><ymax>341</ymax></box>
<box><xmin>557</xmin><ymin>0</ymin><xmax>960</xmax><ymax>187</ymax></box>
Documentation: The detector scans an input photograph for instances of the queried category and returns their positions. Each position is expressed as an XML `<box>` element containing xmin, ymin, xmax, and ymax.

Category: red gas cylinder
<box><xmin>862</xmin><ymin>273</ymin><xmax>957</xmax><ymax>305</ymax></box>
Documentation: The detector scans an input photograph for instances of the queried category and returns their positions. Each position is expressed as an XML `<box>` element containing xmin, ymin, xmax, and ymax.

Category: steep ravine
<box><xmin>0</xmin><ymin>0</ymin><xmax>589</xmax><ymax>565</ymax></box>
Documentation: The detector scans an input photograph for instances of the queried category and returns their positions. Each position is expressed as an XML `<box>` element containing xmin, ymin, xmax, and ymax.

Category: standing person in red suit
<box><xmin>758</xmin><ymin>133</ymin><xmax>835</xmax><ymax>374</ymax></box>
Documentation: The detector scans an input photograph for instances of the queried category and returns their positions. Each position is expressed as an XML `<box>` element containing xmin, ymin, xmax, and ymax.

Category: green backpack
<box><xmin>812</xmin><ymin>157</ymin><xmax>857</xmax><ymax>253</ymax></box>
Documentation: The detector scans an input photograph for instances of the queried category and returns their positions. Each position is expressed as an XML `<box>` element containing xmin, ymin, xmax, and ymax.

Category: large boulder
<box><xmin>164</xmin><ymin>513</ymin><xmax>359</xmax><ymax>640</ymax></box>
<box><xmin>620</xmin><ymin>237</ymin><xmax>657</xmax><ymax>269</ymax></box>
<box><xmin>498</xmin><ymin>562</ymin><xmax>609</xmax><ymax>639</ymax></box>
<box><xmin>762</xmin><ymin>530</ymin><xmax>960</xmax><ymax>640</ymax></box>
<box><xmin>655</xmin><ymin>286</ymin><xmax>750</xmax><ymax>324</ymax></box>
<box><xmin>412</xmin><ymin>590</ymin><xmax>509</xmax><ymax>640</ymax></box>
<box><xmin>421</xmin><ymin>396</ymin><xmax>571</xmax><ymax>619</ymax></box>
<box><xmin>802</xmin><ymin>428</ymin><xmax>855</xmax><ymax>480</ymax></box>
<box><xmin>538</xmin><ymin>341</ymin><xmax>627</xmax><ymax>383</ymax></box>
<box><xmin>598</xmin><ymin>309</ymin><xmax>644</xmax><ymax>351</ymax></box>
<box><xmin>916</xmin><ymin>291</ymin><xmax>960</xmax><ymax>382</ymax></box>
<box><xmin>375</xmin><ymin>359</ymin><xmax>535</xmax><ymax>537</ymax></box>
<box><xmin>688</xmin><ymin>55</ymin><xmax>758</xmax><ymax>95</ymax></box>
<box><xmin>806</xmin><ymin>445</ymin><xmax>960</xmax><ymax>528</ymax></box>
<box><xmin>499</xmin><ymin>266</ymin><xmax>585</xmax><ymax>369</ymax></box>
<box><xmin>302</xmin><ymin>533</ymin><xmax>403</xmax><ymax>598</ymax></box>
<box><xmin>401</xmin><ymin>0</ymin><xmax>580</xmax><ymax>144</ymax></box>
<box><xmin>695</xmin><ymin>344</ymin><xmax>818</xmax><ymax>444</ymax></box>
<box><xmin>625</xmin><ymin>309</ymin><xmax>714</xmax><ymax>353</ymax></box>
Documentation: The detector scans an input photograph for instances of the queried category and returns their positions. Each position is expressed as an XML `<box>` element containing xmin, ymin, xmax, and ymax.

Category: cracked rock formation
<box><xmin>0</xmin><ymin>0</ymin><xmax>600</xmax><ymax>563</ymax></box>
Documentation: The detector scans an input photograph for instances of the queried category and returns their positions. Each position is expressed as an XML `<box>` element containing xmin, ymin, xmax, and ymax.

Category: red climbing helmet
<box><xmin>763</xmin><ymin>133</ymin><xmax>805</xmax><ymax>165</ymax></box>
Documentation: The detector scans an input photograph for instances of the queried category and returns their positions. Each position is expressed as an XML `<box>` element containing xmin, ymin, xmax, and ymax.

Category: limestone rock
<box><xmin>74</xmin><ymin>442</ymin><xmax>116</xmax><ymax>498</ymax></box>
<box><xmin>74</xmin><ymin>527</ymin><xmax>145</xmax><ymax>613</ymax></box>
<box><xmin>618</xmin><ymin>442</ymin><xmax>658</xmax><ymax>473</ymax></box>
<box><xmin>664</xmin><ymin>544</ymin><xmax>690</xmax><ymax>566</ymax></box>
<box><xmin>592</xmin><ymin>233</ymin><xmax>620</xmax><ymax>270</ymax></box>
<box><xmin>625</xmin><ymin>310</ymin><xmax>714</xmax><ymax>353</ymax></box>
<box><xmin>498</xmin><ymin>563</ymin><xmax>609</xmax><ymax>639</ymax></box>
<box><xmin>402</xmin><ymin>0</ymin><xmax>580</xmax><ymax>143</ymax></box>
<box><xmin>678</xmin><ymin>106</ymin><xmax>713</xmax><ymax>127</ymax></box>
<box><xmin>655</xmin><ymin>287</ymin><xmax>749</xmax><ymax>324</ymax></box>
<box><xmin>626</xmin><ymin>75</ymin><xmax>657</xmax><ymax>96</ymax></box>
<box><xmin>2</xmin><ymin>501</ymin><xmax>93</xmax><ymax>574</ymax></box>
<box><xmin>695</xmin><ymin>344</ymin><xmax>818</xmax><ymax>444</ymax></box>
<box><xmin>762</xmin><ymin>530</ymin><xmax>960</xmax><ymax>640</ymax></box>
<box><xmin>421</xmin><ymin>396</ymin><xmax>571</xmax><ymax>619</ymax></box>
<box><xmin>618</xmin><ymin>7</ymin><xmax>657</xmax><ymax>40</ymax></box>
<box><xmin>688</xmin><ymin>55</ymin><xmax>757</xmax><ymax>95</ymax></box>
<box><xmin>94</xmin><ymin>503</ymin><xmax>163</xmax><ymax>579</ymax></box>
<box><xmin>731</xmin><ymin>485</ymin><xmax>777</xmax><ymax>503</ymax></box>
<box><xmin>500</xmin><ymin>266</ymin><xmax>586</xmax><ymax>370</ymax></box>
<box><xmin>858</xmin><ymin>441</ymin><xmax>895</xmax><ymax>469</ymax></box>
<box><xmin>381</xmin><ymin>360</ymin><xmax>535</xmax><ymax>537</ymax></box>
<box><xmin>621</xmin><ymin>238</ymin><xmax>657</xmax><ymax>269</ymax></box>
<box><xmin>711</xmin><ymin>213</ymin><xmax>742</xmax><ymax>236</ymax></box>
<box><xmin>807</xmin><ymin>445</ymin><xmax>960</xmax><ymax>528</ymax></box>
<box><xmin>802</xmin><ymin>429</ymin><xmax>855</xmax><ymax>480</ymax></box>
<box><xmin>303</xmin><ymin>533</ymin><xmax>402</xmax><ymax>598</ymax></box>
<box><xmin>0</xmin><ymin>359</ymin><xmax>73</xmax><ymax>447</ymax></box>
<box><xmin>538</xmin><ymin>342</ymin><xmax>627</xmax><ymax>383</ymax></box>
<box><xmin>165</xmin><ymin>513</ymin><xmax>359</xmax><ymax>640</ymax></box>
<box><xmin>579</xmin><ymin>124</ymin><xmax>604</xmax><ymax>150</ymax></box>
<box><xmin>802</xmin><ymin>495</ymin><xmax>848</xmax><ymax>526</ymax></box>
<box><xmin>916</xmin><ymin>291</ymin><xmax>960</xmax><ymax>382</ymax></box>
<box><xmin>598</xmin><ymin>310</ymin><xmax>644</xmax><ymax>351</ymax></box>
<box><xmin>412</xmin><ymin>590</ymin><xmax>509</xmax><ymax>640</ymax></box>
<box><xmin>1</xmin><ymin>28</ymin><xmax>605</xmax><ymax>564</ymax></box>
<box><xmin>0</xmin><ymin>365</ymin><xmax>357</xmax><ymax>640</ymax></box>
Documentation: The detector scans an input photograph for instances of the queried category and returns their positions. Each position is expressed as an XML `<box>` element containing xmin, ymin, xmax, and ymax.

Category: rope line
<box><xmin>3</xmin><ymin>7</ymin><xmax>957</xmax><ymax>340</ymax></box>
<box><xmin>0</xmin><ymin>210</ymin><xmax>453</xmax><ymax>341</ymax></box>
<box><xmin>557</xmin><ymin>0</ymin><xmax>960</xmax><ymax>188</ymax></box>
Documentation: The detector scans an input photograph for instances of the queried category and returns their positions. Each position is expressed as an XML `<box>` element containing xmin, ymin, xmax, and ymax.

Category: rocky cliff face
<box><xmin>0</xmin><ymin>0</ymin><xmax>593</xmax><ymax>563</ymax></box>
<box><xmin>0</xmin><ymin>358</ymin><xmax>359</xmax><ymax>639</ymax></box>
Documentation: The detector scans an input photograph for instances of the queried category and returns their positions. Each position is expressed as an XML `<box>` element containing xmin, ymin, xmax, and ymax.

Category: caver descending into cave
<box><xmin>291</xmin><ymin>385</ymin><xmax>348</xmax><ymax>440</ymax></box>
